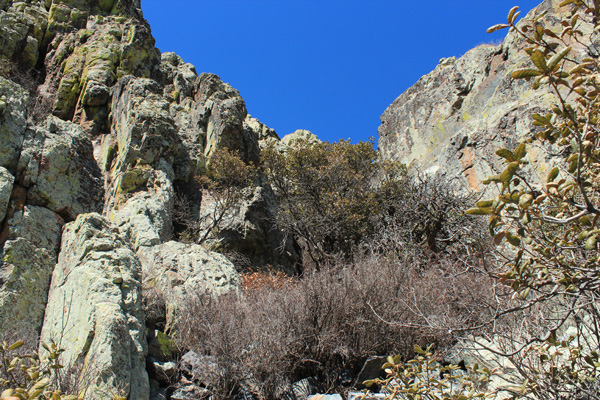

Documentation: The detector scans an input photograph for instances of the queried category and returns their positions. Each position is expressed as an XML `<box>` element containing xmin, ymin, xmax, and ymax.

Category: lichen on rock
<box><xmin>40</xmin><ymin>213</ymin><xmax>148</xmax><ymax>400</ymax></box>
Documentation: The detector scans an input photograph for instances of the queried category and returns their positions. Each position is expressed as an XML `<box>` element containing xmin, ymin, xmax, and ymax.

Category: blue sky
<box><xmin>142</xmin><ymin>1</ymin><xmax>543</xmax><ymax>144</ymax></box>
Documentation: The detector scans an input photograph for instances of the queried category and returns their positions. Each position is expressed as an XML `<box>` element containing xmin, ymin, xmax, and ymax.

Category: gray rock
<box><xmin>20</xmin><ymin>117</ymin><xmax>104</xmax><ymax>220</ymax></box>
<box><xmin>81</xmin><ymin>81</ymin><xmax>110</xmax><ymax>107</ymax></box>
<box><xmin>377</xmin><ymin>0</ymin><xmax>591</xmax><ymax>191</ymax></box>
<box><xmin>245</xmin><ymin>114</ymin><xmax>279</xmax><ymax>143</ymax></box>
<box><xmin>281</xmin><ymin>129</ymin><xmax>321</xmax><ymax>148</ymax></box>
<box><xmin>171</xmin><ymin>385</ymin><xmax>209</xmax><ymax>400</ymax></box>
<box><xmin>290</xmin><ymin>377</ymin><xmax>323</xmax><ymax>400</ymax></box>
<box><xmin>0</xmin><ymin>237</ymin><xmax>56</xmax><ymax>332</ymax></box>
<box><xmin>0</xmin><ymin>4</ymin><xmax>47</xmax><ymax>70</ymax></box>
<box><xmin>355</xmin><ymin>356</ymin><xmax>387</xmax><ymax>389</ymax></box>
<box><xmin>347</xmin><ymin>393</ymin><xmax>386</xmax><ymax>400</ymax></box>
<box><xmin>195</xmin><ymin>73</ymin><xmax>257</xmax><ymax>163</ymax></box>
<box><xmin>179</xmin><ymin>350</ymin><xmax>204</xmax><ymax>380</ymax></box>
<box><xmin>0</xmin><ymin>204</ymin><xmax>64</xmax><ymax>332</ymax></box>
<box><xmin>307</xmin><ymin>395</ymin><xmax>342</xmax><ymax>400</ymax></box>
<box><xmin>160</xmin><ymin>52</ymin><xmax>198</xmax><ymax>101</ymax></box>
<box><xmin>5</xmin><ymin>205</ymin><xmax>64</xmax><ymax>253</ymax></box>
<box><xmin>0</xmin><ymin>77</ymin><xmax>28</xmax><ymax>171</ymax></box>
<box><xmin>110</xmin><ymin>76</ymin><xmax>178</xmax><ymax>173</ymax></box>
<box><xmin>40</xmin><ymin>213</ymin><xmax>149</xmax><ymax>400</ymax></box>
<box><xmin>138</xmin><ymin>240</ymin><xmax>239</xmax><ymax>328</ymax></box>
<box><xmin>110</xmin><ymin>163</ymin><xmax>175</xmax><ymax>251</ymax></box>
<box><xmin>0</xmin><ymin>167</ymin><xmax>14</xmax><ymax>222</ymax></box>
<box><xmin>167</xmin><ymin>72</ymin><xmax>258</xmax><ymax>181</ymax></box>
<box><xmin>149</xmin><ymin>358</ymin><xmax>177</xmax><ymax>386</ymax></box>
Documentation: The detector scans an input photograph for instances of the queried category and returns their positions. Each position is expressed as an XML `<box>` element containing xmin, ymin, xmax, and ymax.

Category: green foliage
<box><xmin>467</xmin><ymin>1</ymin><xmax>600</xmax><ymax>398</ymax></box>
<box><xmin>174</xmin><ymin>148</ymin><xmax>257</xmax><ymax>245</ymax></box>
<box><xmin>156</xmin><ymin>331</ymin><xmax>177</xmax><ymax>359</ymax></box>
<box><xmin>0</xmin><ymin>340</ymin><xmax>72</xmax><ymax>400</ymax></box>
<box><xmin>261</xmin><ymin>138</ymin><xmax>407</xmax><ymax>265</ymax></box>
<box><xmin>366</xmin><ymin>345</ymin><xmax>494</xmax><ymax>400</ymax></box>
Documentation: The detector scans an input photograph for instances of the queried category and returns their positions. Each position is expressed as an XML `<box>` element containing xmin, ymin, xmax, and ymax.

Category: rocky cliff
<box><xmin>0</xmin><ymin>0</ymin><xmax>299</xmax><ymax>397</ymax></box>
<box><xmin>378</xmin><ymin>0</ymin><xmax>600</xmax><ymax>191</ymax></box>
<box><xmin>0</xmin><ymin>0</ymin><xmax>593</xmax><ymax>398</ymax></box>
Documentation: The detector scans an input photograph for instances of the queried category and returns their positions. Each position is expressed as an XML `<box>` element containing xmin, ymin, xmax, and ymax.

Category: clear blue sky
<box><xmin>142</xmin><ymin>1</ymin><xmax>543</xmax><ymax>144</ymax></box>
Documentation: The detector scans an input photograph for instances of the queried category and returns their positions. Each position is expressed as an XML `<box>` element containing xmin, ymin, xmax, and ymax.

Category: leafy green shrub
<box><xmin>366</xmin><ymin>345</ymin><xmax>495</xmax><ymax>400</ymax></box>
<box><xmin>261</xmin><ymin>139</ymin><xmax>393</xmax><ymax>266</ymax></box>
<box><xmin>0</xmin><ymin>340</ymin><xmax>73</xmax><ymax>400</ymax></box>
<box><xmin>173</xmin><ymin>148</ymin><xmax>256</xmax><ymax>245</ymax></box>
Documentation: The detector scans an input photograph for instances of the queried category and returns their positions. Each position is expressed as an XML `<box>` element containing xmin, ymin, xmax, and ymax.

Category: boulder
<box><xmin>0</xmin><ymin>77</ymin><xmax>28</xmax><ymax>171</ymax></box>
<box><xmin>0</xmin><ymin>167</ymin><xmax>14</xmax><ymax>223</ymax></box>
<box><xmin>179</xmin><ymin>350</ymin><xmax>222</xmax><ymax>384</ymax></box>
<box><xmin>281</xmin><ymin>129</ymin><xmax>321</xmax><ymax>148</ymax></box>
<box><xmin>355</xmin><ymin>356</ymin><xmax>387</xmax><ymax>389</ymax></box>
<box><xmin>40</xmin><ymin>213</ymin><xmax>148</xmax><ymax>400</ymax></box>
<box><xmin>18</xmin><ymin>117</ymin><xmax>104</xmax><ymax>221</ymax></box>
<box><xmin>137</xmin><ymin>240</ymin><xmax>239</xmax><ymax>327</ymax></box>
<box><xmin>148</xmin><ymin>358</ymin><xmax>177</xmax><ymax>386</ymax></box>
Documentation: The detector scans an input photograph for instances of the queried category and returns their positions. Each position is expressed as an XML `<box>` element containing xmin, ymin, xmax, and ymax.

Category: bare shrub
<box><xmin>174</xmin><ymin>248</ymin><xmax>494</xmax><ymax>399</ymax></box>
<box><xmin>368</xmin><ymin>173</ymin><xmax>487</xmax><ymax>257</ymax></box>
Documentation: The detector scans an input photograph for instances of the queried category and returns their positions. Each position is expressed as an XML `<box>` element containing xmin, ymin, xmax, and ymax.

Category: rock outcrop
<box><xmin>138</xmin><ymin>240</ymin><xmax>239</xmax><ymax>328</ymax></box>
<box><xmin>0</xmin><ymin>0</ymin><xmax>300</xmax><ymax>398</ymax></box>
<box><xmin>40</xmin><ymin>213</ymin><xmax>148</xmax><ymax>399</ymax></box>
<box><xmin>3</xmin><ymin>0</ymin><xmax>585</xmax><ymax>397</ymax></box>
<box><xmin>378</xmin><ymin>0</ymin><xmax>599</xmax><ymax>190</ymax></box>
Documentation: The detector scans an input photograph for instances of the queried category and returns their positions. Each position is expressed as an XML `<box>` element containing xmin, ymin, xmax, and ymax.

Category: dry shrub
<box><xmin>174</xmin><ymin>249</ymin><xmax>494</xmax><ymax>399</ymax></box>
<box><xmin>240</xmin><ymin>269</ymin><xmax>294</xmax><ymax>293</ymax></box>
<box><xmin>0</xmin><ymin>329</ymin><xmax>39</xmax><ymax>392</ymax></box>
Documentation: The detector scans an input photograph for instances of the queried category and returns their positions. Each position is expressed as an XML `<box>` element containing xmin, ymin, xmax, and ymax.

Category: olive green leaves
<box><xmin>487</xmin><ymin>6</ymin><xmax>520</xmax><ymax>33</ymax></box>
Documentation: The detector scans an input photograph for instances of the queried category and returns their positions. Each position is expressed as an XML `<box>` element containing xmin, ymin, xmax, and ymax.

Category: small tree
<box><xmin>174</xmin><ymin>149</ymin><xmax>256</xmax><ymax>245</ymax></box>
<box><xmin>261</xmin><ymin>139</ymin><xmax>406</xmax><ymax>266</ymax></box>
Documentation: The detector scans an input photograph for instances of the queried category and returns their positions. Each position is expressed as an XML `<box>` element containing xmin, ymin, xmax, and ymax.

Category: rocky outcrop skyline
<box><xmin>378</xmin><ymin>0</ymin><xmax>600</xmax><ymax>191</ymax></box>
<box><xmin>0</xmin><ymin>0</ymin><xmax>587</xmax><ymax>398</ymax></box>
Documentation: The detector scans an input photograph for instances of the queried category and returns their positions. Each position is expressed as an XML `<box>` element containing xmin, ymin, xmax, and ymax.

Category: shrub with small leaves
<box><xmin>174</xmin><ymin>148</ymin><xmax>257</xmax><ymax>244</ymax></box>
<box><xmin>465</xmin><ymin>1</ymin><xmax>600</xmax><ymax>398</ymax></box>
<box><xmin>366</xmin><ymin>345</ymin><xmax>495</xmax><ymax>400</ymax></box>
<box><xmin>0</xmin><ymin>340</ymin><xmax>72</xmax><ymax>400</ymax></box>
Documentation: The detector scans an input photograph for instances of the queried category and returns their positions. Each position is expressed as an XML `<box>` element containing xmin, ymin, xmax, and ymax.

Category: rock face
<box><xmin>378</xmin><ymin>0</ymin><xmax>598</xmax><ymax>190</ymax></box>
<box><xmin>40</xmin><ymin>213</ymin><xmax>148</xmax><ymax>399</ymax></box>
<box><xmin>138</xmin><ymin>241</ymin><xmax>240</xmax><ymax>328</ymax></box>
<box><xmin>0</xmin><ymin>0</ymin><xmax>300</xmax><ymax>397</ymax></box>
